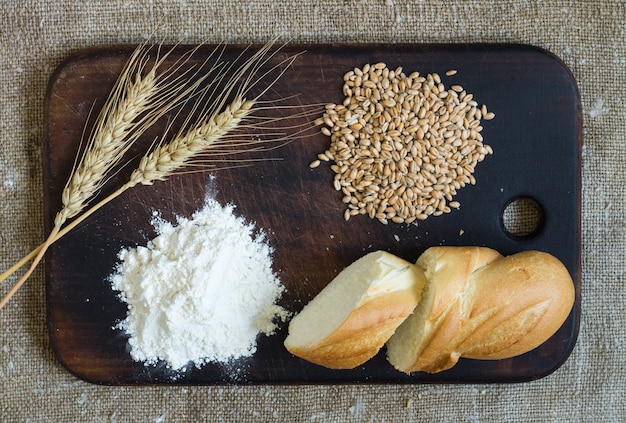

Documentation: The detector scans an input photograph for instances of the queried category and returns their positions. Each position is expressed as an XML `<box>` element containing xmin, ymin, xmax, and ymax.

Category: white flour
<box><xmin>110</xmin><ymin>198</ymin><xmax>288</xmax><ymax>371</ymax></box>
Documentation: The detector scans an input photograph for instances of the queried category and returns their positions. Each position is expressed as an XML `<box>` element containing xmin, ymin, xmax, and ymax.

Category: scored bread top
<box><xmin>458</xmin><ymin>250</ymin><xmax>575</xmax><ymax>360</ymax></box>
<box><xmin>386</xmin><ymin>247</ymin><xmax>575</xmax><ymax>374</ymax></box>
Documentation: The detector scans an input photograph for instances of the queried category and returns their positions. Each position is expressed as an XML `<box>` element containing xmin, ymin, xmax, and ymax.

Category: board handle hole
<box><xmin>501</xmin><ymin>196</ymin><xmax>545</xmax><ymax>239</ymax></box>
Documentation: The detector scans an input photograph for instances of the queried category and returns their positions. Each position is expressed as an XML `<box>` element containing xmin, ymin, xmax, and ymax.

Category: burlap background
<box><xmin>1</xmin><ymin>1</ymin><xmax>624</xmax><ymax>421</ymax></box>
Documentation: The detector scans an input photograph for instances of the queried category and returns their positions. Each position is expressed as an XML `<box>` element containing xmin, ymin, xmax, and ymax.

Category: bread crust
<box><xmin>459</xmin><ymin>250</ymin><xmax>575</xmax><ymax>360</ymax></box>
<box><xmin>387</xmin><ymin>246</ymin><xmax>503</xmax><ymax>373</ymax></box>
<box><xmin>387</xmin><ymin>247</ymin><xmax>574</xmax><ymax>373</ymax></box>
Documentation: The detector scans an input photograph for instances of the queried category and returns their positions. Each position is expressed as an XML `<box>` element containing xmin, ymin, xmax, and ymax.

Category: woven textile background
<box><xmin>1</xmin><ymin>1</ymin><xmax>624</xmax><ymax>421</ymax></box>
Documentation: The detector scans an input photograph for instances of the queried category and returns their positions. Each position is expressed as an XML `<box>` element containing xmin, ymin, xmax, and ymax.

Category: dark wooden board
<box><xmin>44</xmin><ymin>44</ymin><xmax>581</xmax><ymax>385</ymax></box>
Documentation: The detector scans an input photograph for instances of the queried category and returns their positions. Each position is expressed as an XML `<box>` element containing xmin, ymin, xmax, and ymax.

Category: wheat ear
<box><xmin>128</xmin><ymin>96</ymin><xmax>255</xmax><ymax>187</ymax></box>
<box><xmin>55</xmin><ymin>43</ymin><xmax>220</xmax><ymax>227</ymax></box>
<box><xmin>0</xmin><ymin>44</ymin><xmax>228</xmax><ymax>290</ymax></box>
<box><xmin>0</xmin><ymin>99</ymin><xmax>269</xmax><ymax>287</ymax></box>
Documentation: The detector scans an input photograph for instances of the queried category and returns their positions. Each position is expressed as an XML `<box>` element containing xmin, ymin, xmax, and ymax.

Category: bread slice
<box><xmin>284</xmin><ymin>251</ymin><xmax>425</xmax><ymax>369</ymax></box>
<box><xmin>386</xmin><ymin>247</ymin><xmax>575</xmax><ymax>374</ymax></box>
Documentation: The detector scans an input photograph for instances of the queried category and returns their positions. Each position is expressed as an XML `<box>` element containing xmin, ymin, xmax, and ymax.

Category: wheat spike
<box><xmin>127</xmin><ymin>96</ymin><xmax>254</xmax><ymax>187</ymax></box>
<box><xmin>55</xmin><ymin>66</ymin><xmax>156</xmax><ymax>227</ymax></box>
<box><xmin>54</xmin><ymin>42</ymin><xmax>216</xmax><ymax>228</ymax></box>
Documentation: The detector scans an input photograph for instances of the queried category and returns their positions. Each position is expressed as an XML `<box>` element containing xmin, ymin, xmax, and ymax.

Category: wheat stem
<box><xmin>0</xmin><ymin>227</ymin><xmax>59</xmax><ymax>309</ymax></box>
<box><xmin>0</xmin><ymin>184</ymin><xmax>131</xmax><ymax>308</ymax></box>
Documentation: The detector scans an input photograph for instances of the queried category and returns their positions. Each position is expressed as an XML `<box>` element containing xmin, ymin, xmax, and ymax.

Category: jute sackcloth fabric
<box><xmin>0</xmin><ymin>1</ymin><xmax>624</xmax><ymax>421</ymax></box>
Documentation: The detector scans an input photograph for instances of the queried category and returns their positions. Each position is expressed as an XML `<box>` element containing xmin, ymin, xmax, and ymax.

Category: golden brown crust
<box><xmin>416</xmin><ymin>246</ymin><xmax>502</xmax><ymax>320</ymax></box>
<box><xmin>406</xmin><ymin>295</ymin><xmax>464</xmax><ymax>373</ymax></box>
<box><xmin>459</xmin><ymin>250</ymin><xmax>575</xmax><ymax>359</ymax></box>
<box><xmin>387</xmin><ymin>246</ymin><xmax>503</xmax><ymax>373</ymax></box>
<box><xmin>387</xmin><ymin>248</ymin><xmax>575</xmax><ymax>373</ymax></box>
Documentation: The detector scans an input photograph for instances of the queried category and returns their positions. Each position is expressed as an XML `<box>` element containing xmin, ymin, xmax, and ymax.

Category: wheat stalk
<box><xmin>0</xmin><ymin>41</ymin><xmax>319</xmax><ymax>310</ymax></box>
<box><xmin>56</xmin><ymin>43</ymin><xmax>227</xmax><ymax>226</ymax></box>
<box><xmin>0</xmin><ymin>42</ymin><xmax>219</xmax><ymax>309</ymax></box>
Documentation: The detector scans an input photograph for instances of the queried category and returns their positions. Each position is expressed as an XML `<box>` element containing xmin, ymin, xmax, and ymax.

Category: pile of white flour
<box><xmin>109</xmin><ymin>198</ymin><xmax>288</xmax><ymax>371</ymax></box>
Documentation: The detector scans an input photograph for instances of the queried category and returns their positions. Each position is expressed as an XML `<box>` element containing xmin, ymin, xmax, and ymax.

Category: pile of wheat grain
<box><xmin>312</xmin><ymin>62</ymin><xmax>494</xmax><ymax>224</ymax></box>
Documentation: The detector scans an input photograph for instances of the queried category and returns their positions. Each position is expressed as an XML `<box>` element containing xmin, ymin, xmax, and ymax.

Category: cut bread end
<box><xmin>284</xmin><ymin>251</ymin><xmax>425</xmax><ymax>369</ymax></box>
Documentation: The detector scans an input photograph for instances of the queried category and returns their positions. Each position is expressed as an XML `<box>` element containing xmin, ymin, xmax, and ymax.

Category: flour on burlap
<box><xmin>110</xmin><ymin>198</ymin><xmax>288</xmax><ymax>371</ymax></box>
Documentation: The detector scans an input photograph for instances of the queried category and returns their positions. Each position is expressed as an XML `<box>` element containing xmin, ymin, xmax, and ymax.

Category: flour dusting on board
<box><xmin>109</xmin><ymin>192</ymin><xmax>288</xmax><ymax>373</ymax></box>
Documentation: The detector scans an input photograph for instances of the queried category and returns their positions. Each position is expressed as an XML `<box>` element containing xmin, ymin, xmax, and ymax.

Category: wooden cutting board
<box><xmin>44</xmin><ymin>43</ymin><xmax>581</xmax><ymax>385</ymax></box>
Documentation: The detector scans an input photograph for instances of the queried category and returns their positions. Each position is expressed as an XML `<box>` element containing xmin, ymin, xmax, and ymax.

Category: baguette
<box><xmin>386</xmin><ymin>247</ymin><xmax>575</xmax><ymax>373</ymax></box>
<box><xmin>283</xmin><ymin>251</ymin><xmax>425</xmax><ymax>369</ymax></box>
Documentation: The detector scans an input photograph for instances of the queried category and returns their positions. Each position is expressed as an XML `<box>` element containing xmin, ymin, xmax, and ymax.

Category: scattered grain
<box><xmin>445</xmin><ymin>69</ymin><xmax>458</xmax><ymax>76</ymax></box>
<box><xmin>451</xmin><ymin>85</ymin><xmax>464</xmax><ymax>93</ymax></box>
